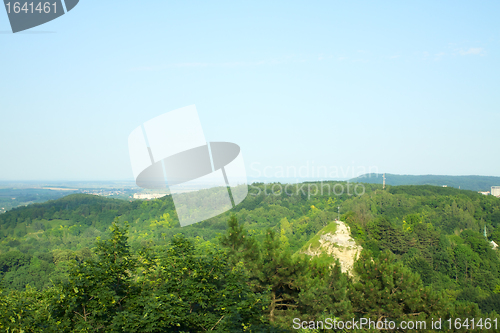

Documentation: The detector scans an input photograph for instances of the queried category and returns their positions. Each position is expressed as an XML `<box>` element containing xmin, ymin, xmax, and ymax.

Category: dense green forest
<box><xmin>1</xmin><ymin>181</ymin><xmax>500</xmax><ymax>331</ymax></box>
<box><xmin>350</xmin><ymin>173</ymin><xmax>500</xmax><ymax>192</ymax></box>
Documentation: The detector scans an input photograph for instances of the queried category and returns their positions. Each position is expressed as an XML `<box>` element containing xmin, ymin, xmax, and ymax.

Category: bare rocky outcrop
<box><xmin>303</xmin><ymin>220</ymin><xmax>362</xmax><ymax>275</ymax></box>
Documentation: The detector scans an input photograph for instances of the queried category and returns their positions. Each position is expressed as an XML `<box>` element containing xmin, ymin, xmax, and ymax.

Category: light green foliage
<box><xmin>47</xmin><ymin>218</ymin><xmax>278</xmax><ymax>332</ymax></box>
<box><xmin>0</xmin><ymin>285</ymin><xmax>59</xmax><ymax>332</ymax></box>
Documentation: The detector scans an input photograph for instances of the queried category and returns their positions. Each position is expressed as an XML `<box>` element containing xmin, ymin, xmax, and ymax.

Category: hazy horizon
<box><xmin>2</xmin><ymin>173</ymin><xmax>500</xmax><ymax>184</ymax></box>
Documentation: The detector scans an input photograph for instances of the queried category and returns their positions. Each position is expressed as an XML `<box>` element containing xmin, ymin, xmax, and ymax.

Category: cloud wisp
<box><xmin>458</xmin><ymin>47</ymin><xmax>485</xmax><ymax>56</ymax></box>
<box><xmin>130</xmin><ymin>46</ymin><xmax>487</xmax><ymax>72</ymax></box>
<box><xmin>130</xmin><ymin>56</ymin><xmax>306</xmax><ymax>72</ymax></box>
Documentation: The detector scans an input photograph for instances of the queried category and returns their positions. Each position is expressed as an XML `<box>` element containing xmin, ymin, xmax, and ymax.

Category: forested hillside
<box><xmin>1</xmin><ymin>182</ymin><xmax>500</xmax><ymax>331</ymax></box>
<box><xmin>350</xmin><ymin>173</ymin><xmax>500</xmax><ymax>191</ymax></box>
<box><xmin>0</xmin><ymin>188</ymin><xmax>78</xmax><ymax>214</ymax></box>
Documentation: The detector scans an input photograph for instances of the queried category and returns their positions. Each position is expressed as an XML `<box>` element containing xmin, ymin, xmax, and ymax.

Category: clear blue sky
<box><xmin>1</xmin><ymin>1</ymin><xmax>499</xmax><ymax>181</ymax></box>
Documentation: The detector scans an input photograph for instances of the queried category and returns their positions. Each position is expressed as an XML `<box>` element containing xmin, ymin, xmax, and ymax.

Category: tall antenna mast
<box><xmin>383</xmin><ymin>173</ymin><xmax>386</xmax><ymax>190</ymax></box>
<box><xmin>338</xmin><ymin>206</ymin><xmax>340</xmax><ymax>221</ymax></box>
<box><xmin>484</xmin><ymin>225</ymin><xmax>487</xmax><ymax>239</ymax></box>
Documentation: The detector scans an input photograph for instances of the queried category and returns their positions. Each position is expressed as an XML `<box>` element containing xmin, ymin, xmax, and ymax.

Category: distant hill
<box><xmin>350</xmin><ymin>174</ymin><xmax>500</xmax><ymax>192</ymax></box>
<box><xmin>0</xmin><ymin>188</ymin><xmax>78</xmax><ymax>214</ymax></box>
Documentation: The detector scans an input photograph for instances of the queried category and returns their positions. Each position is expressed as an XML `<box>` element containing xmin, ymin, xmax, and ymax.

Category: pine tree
<box><xmin>350</xmin><ymin>250</ymin><xmax>448</xmax><ymax>324</ymax></box>
<box><xmin>296</xmin><ymin>254</ymin><xmax>353</xmax><ymax>321</ymax></box>
<box><xmin>219</xmin><ymin>214</ymin><xmax>259</xmax><ymax>267</ymax></box>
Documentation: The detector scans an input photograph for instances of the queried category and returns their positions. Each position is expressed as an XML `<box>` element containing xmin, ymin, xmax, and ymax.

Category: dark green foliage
<box><xmin>0</xmin><ymin>251</ymin><xmax>58</xmax><ymax>291</ymax></box>
<box><xmin>296</xmin><ymin>254</ymin><xmax>352</xmax><ymax>321</ymax></box>
<box><xmin>351</xmin><ymin>251</ymin><xmax>448</xmax><ymax>321</ymax></box>
<box><xmin>219</xmin><ymin>214</ymin><xmax>259</xmax><ymax>266</ymax></box>
<box><xmin>367</xmin><ymin>217</ymin><xmax>408</xmax><ymax>255</ymax></box>
<box><xmin>256</xmin><ymin>230</ymin><xmax>305</xmax><ymax>324</ymax></box>
<box><xmin>220</xmin><ymin>217</ymin><xmax>352</xmax><ymax>329</ymax></box>
<box><xmin>478</xmin><ymin>293</ymin><xmax>500</xmax><ymax>314</ymax></box>
<box><xmin>0</xmin><ymin>251</ymin><xmax>30</xmax><ymax>273</ymax></box>
<box><xmin>404</xmin><ymin>255</ymin><xmax>434</xmax><ymax>285</ymax></box>
<box><xmin>456</xmin><ymin>287</ymin><xmax>482</xmax><ymax>303</ymax></box>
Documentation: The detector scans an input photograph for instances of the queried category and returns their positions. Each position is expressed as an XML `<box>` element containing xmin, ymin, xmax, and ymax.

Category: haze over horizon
<box><xmin>1</xmin><ymin>1</ymin><xmax>499</xmax><ymax>181</ymax></box>
<box><xmin>2</xmin><ymin>173</ymin><xmax>500</xmax><ymax>185</ymax></box>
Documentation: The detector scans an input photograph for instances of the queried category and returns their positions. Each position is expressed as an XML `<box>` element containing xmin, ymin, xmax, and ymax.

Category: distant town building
<box><xmin>442</xmin><ymin>185</ymin><xmax>447</xmax><ymax>187</ymax></box>
<box><xmin>491</xmin><ymin>186</ymin><xmax>500</xmax><ymax>197</ymax></box>
<box><xmin>133</xmin><ymin>193</ymin><xmax>167</xmax><ymax>200</ymax></box>
<box><xmin>479</xmin><ymin>191</ymin><xmax>490</xmax><ymax>195</ymax></box>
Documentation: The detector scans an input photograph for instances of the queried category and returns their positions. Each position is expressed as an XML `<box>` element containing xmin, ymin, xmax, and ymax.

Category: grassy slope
<box><xmin>299</xmin><ymin>221</ymin><xmax>338</xmax><ymax>252</ymax></box>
